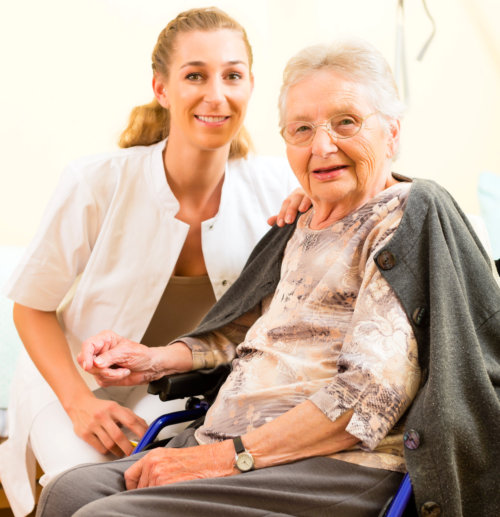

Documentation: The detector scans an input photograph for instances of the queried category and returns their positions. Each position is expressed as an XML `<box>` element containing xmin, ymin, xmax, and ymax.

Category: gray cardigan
<box><xmin>183</xmin><ymin>178</ymin><xmax>500</xmax><ymax>517</ymax></box>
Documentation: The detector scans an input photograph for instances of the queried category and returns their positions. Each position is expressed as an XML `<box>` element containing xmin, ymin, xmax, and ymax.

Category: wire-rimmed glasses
<box><xmin>281</xmin><ymin>112</ymin><xmax>378</xmax><ymax>147</ymax></box>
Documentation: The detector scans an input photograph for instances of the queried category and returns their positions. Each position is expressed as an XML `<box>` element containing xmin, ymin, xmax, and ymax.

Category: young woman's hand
<box><xmin>267</xmin><ymin>187</ymin><xmax>312</xmax><ymax>227</ymax></box>
<box><xmin>13</xmin><ymin>305</ymin><xmax>147</xmax><ymax>456</ymax></box>
<box><xmin>78</xmin><ymin>331</ymin><xmax>193</xmax><ymax>386</ymax></box>
<box><xmin>67</xmin><ymin>392</ymin><xmax>148</xmax><ymax>457</ymax></box>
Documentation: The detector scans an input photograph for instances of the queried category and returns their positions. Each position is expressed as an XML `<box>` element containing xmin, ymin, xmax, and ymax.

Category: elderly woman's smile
<box><xmin>283</xmin><ymin>69</ymin><xmax>399</xmax><ymax>228</ymax></box>
<box><xmin>311</xmin><ymin>163</ymin><xmax>350</xmax><ymax>180</ymax></box>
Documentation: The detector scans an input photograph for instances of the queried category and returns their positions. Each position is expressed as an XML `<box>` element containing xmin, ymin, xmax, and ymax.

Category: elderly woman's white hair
<box><xmin>278</xmin><ymin>38</ymin><xmax>406</xmax><ymax>131</ymax></box>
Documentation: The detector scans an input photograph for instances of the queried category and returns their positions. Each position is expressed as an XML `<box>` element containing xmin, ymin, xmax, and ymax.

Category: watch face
<box><xmin>236</xmin><ymin>452</ymin><xmax>254</xmax><ymax>472</ymax></box>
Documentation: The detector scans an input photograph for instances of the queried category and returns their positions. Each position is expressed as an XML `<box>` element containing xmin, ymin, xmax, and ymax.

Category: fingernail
<box><xmin>285</xmin><ymin>215</ymin><xmax>293</xmax><ymax>224</ymax></box>
<box><xmin>95</xmin><ymin>357</ymin><xmax>103</xmax><ymax>366</ymax></box>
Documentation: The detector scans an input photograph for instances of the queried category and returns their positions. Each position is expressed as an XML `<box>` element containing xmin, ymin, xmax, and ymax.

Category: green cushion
<box><xmin>478</xmin><ymin>171</ymin><xmax>500</xmax><ymax>259</ymax></box>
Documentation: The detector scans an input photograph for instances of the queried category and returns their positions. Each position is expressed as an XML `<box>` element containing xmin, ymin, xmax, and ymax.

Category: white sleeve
<box><xmin>285</xmin><ymin>161</ymin><xmax>300</xmax><ymax>193</ymax></box>
<box><xmin>243</xmin><ymin>155</ymin><xmax>300</xmax><ymax>215</ymax></box>
<box><xmin>3</xmin><ymin>163</ymin><xmax>107</xmax><ymax>310</ymax></box>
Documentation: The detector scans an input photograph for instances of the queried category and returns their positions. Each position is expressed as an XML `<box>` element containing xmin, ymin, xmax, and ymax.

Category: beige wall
<box><xmin>1</xmin><ymin>0</ymin><xmax>499</xmax><ymax>246</ymax></box>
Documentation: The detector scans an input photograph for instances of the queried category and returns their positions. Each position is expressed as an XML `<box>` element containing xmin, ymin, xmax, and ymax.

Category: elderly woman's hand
<box><xmin>268</xmin><ymin>187</ymin><xmax>312</xmax><ymax>227</ymax></box>
<box><xmin>124</xmin><ymin>440</ymin><xmax>236</xmax><ymax>489</ymax></box>
<box><xmin>78</xmin><ymin>331</ymin><xmax>193</xmax><ymax>386</ymax></box>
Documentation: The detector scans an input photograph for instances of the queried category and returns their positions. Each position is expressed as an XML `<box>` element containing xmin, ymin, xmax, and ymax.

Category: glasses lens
<box><xmin>282</xmin><ymin>113</ymin><xmax>365</xmax><ymax>145</ymax></box>
<box><xmin>283</xmin><ymin>122</ymin><xmax>314</xmax><ymax>145</ymax></box>
<box><xmin>330</xmin><ymin>114</ymin><xmax>362</xmax><ymax>138</ymax></box>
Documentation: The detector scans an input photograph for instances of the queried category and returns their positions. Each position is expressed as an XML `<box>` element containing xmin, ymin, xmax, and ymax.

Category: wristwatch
<box><xmin>233</xmin><ymin>436</ymin><xmax>255</xmax><ymax>472</ymax></box>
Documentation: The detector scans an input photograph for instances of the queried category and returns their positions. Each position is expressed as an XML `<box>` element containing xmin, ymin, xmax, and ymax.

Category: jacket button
<box><xmin>412</xmin><ymin>307</ymin><xmax>426</xmax><ymax>326</ymax></box>
<box><xmin>222</xmin><ymin>280</ymin><xmax>228</xmax><ymax>286</ymax></box>
<box><xmin>376</xmin><ymin>250</ymin><xmax>396</xmax><ymax>270</ymax></box>
<box><xmin>403</xmin><ymin>429</ymin><xmax>420</xmax><ymax>450</ymax></box>
<box><xmin>421</xmin><ymin>501</ymin><xmax>441</xmax><ymax>516</ymax></box>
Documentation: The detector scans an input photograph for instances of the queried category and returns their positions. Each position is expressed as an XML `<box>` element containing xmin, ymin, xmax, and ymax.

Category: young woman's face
<box><xmin>155</xmin><ymin>29</ymin><xmax>253</xmax><ymax>153</ymax></box>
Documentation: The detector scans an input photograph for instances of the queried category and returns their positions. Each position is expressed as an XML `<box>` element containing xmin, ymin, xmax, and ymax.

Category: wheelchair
<box><xmin>132</xmin><ymin>365</ymin><xmax>414</xmax><ymax>517</ymax></box>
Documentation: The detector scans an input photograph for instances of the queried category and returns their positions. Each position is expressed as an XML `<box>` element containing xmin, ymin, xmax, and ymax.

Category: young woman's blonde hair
<box><xmin>119</xmin><ymin>7</ymin><xmax>254</xmax><ymax>159</ymax></box>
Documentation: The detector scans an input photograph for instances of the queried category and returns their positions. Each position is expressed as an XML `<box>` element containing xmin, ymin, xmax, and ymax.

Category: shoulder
<box><xmin>67</xmin><ymin>141</ymin><xmax>161</xmax><ymax>178</ymax></box>
<box><xmin>244</xmin><ymin>219</ymin><xmax>298</xmax><ymax>266</ymax></box>
<box><xmin>228</xmin><ymin>154</ymin><xmax>293</xmax><ymax>178</ymax></box>
<box><xmin>389</xmin><ymin>178</ymin><xmax>487</xmax><ymax>258</ymax></box>
<box><xmin>406</xmin><ymin>178</ymin><xmax>462</xmax><ymax>215</ymax></box>
<box><xmin>60</xmin><ymin>140</ymin><xmax>164</xmax><ymax>194</ymax></box>
<box><xmin>226</xmin><ymin>155</ymin><xmax>297</xmax><ymax>199</ymax></box>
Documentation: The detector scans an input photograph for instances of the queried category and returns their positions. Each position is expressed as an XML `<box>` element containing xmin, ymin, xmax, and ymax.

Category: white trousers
<box><xmin>29</xmin><ymin>385</ymin><xmax>187</xmax><ymax>486</ymax></box>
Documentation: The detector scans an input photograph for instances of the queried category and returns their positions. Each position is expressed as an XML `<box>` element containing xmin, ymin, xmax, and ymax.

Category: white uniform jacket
<box><xmin>0</xmin><ymin>139</ymin><xmax>298</xmax><ymax>516</ymax></box>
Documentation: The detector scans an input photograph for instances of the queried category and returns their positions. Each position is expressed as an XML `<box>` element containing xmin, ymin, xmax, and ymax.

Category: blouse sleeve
<box><xmin>309</xmin><ymin>249</ymin><xmax>421</xmax><ymax>451</ymax></box>
<box><xmin>3</xmin><ymin>162</ymin><xmax>107</xmax><ymax>311</ymax></box>
<box><xmin>177</xmin><ymin>304</ymin><xmax>262</xmax><ymax>370</ymax></box>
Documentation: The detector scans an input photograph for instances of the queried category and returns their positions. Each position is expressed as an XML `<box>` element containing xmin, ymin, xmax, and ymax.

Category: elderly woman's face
<box><xmin>284</xmin><ymin>69</ymin><xmax>399</xmax><ymax>216</ymax></box>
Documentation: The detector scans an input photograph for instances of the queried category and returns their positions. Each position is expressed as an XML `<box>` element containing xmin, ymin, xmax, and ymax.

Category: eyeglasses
<box><xmin>280</xmin><ymin>112</ymin><xmax>378</xmax><ymax>147</ymax></box>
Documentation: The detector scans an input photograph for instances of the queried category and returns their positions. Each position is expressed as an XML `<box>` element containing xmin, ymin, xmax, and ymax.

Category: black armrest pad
<box><xmin>148</xmin><ymin>364</ymin><xmax>231</xmax><ymax>402</ymax></box>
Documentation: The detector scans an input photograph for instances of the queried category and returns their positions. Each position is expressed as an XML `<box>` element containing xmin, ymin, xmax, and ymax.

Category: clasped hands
<box><xmin>77</xmin><ymin>330</ymin><xmax>193</xmax><ymax>387</ymax></box>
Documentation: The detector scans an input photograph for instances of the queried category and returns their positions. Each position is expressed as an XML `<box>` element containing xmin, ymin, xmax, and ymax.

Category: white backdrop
<box><xmin>1</xmin><ymin>0</ymin><xmax>499</xmax><ymax>245</ymax></box>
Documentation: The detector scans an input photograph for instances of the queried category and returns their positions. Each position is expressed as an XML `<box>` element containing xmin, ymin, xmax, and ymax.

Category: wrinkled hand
<box><xmin>68</xmin><ymin>392</ymin><xmax>148</xmax><ymax>457</ymax></box>
<box><xmin>267</xmin><ymin>187</ymin><xmax>312</xmax><ymax>227</ymax></box>
<box><xmin>78</xmin><ymin>330</ymin><xmax>165</xmax><ymax>386</ymax></box>
<box><xmin>124</xmin><ymin>440</ymin><xmax>235</xmax><ymax>489</ymax></box>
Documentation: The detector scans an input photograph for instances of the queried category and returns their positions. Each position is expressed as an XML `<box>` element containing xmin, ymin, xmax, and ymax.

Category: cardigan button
<box><xmin>421</xmin><ymin>501</ymin><xmax>441</xmax><ymax>516</ymax></box>
<box><xmin>376</xmin><ymin>250</ymin><xmax>396</xmax><ymax>270</ymax></box>
<box><xmin>403</xmin><ymin>429</ymin><xmax>420</xmax><ymax>450</ymax></box>
<box><xmin>412</xmin><ymin>307</ymin><xmax>426</xmax><ymax>326</ymax></box>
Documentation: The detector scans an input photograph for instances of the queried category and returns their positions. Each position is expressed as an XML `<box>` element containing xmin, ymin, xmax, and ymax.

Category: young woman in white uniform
<box><xmin>0</xmin><ymin>8</ymin><xmax>306</xmax><ymax>516</ymax></box>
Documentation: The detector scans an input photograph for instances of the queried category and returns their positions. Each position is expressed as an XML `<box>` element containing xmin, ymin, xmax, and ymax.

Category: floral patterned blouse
<box><xmin>184</xmin><ymin>182</ymin><xmax>421</xmax><ymax>472</ymax></box>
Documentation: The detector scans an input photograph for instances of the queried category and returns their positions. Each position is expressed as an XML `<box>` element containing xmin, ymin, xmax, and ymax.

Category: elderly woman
<box><xmin>37</xmin><ymin>39</ymin><xmax>499</xmax><ymax>517</ymax></box>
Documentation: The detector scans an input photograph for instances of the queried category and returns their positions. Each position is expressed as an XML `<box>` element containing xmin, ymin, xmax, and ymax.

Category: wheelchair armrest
<box><xmin>148</xmin><ymin>364</ymin><xmax>231</xmax><ymax>402</ymax></box>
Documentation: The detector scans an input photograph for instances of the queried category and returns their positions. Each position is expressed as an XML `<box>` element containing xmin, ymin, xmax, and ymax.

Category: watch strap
<box><xmin>233</xmin><ymin>435</ymin><xmax>246</xmax><ymax>454</ymax></box>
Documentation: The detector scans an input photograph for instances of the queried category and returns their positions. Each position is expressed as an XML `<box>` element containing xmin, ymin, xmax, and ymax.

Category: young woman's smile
<box><xmin>195</xmin><ymin>115</ymin><xmax>231</xmax><ymax>125</ymax></box>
